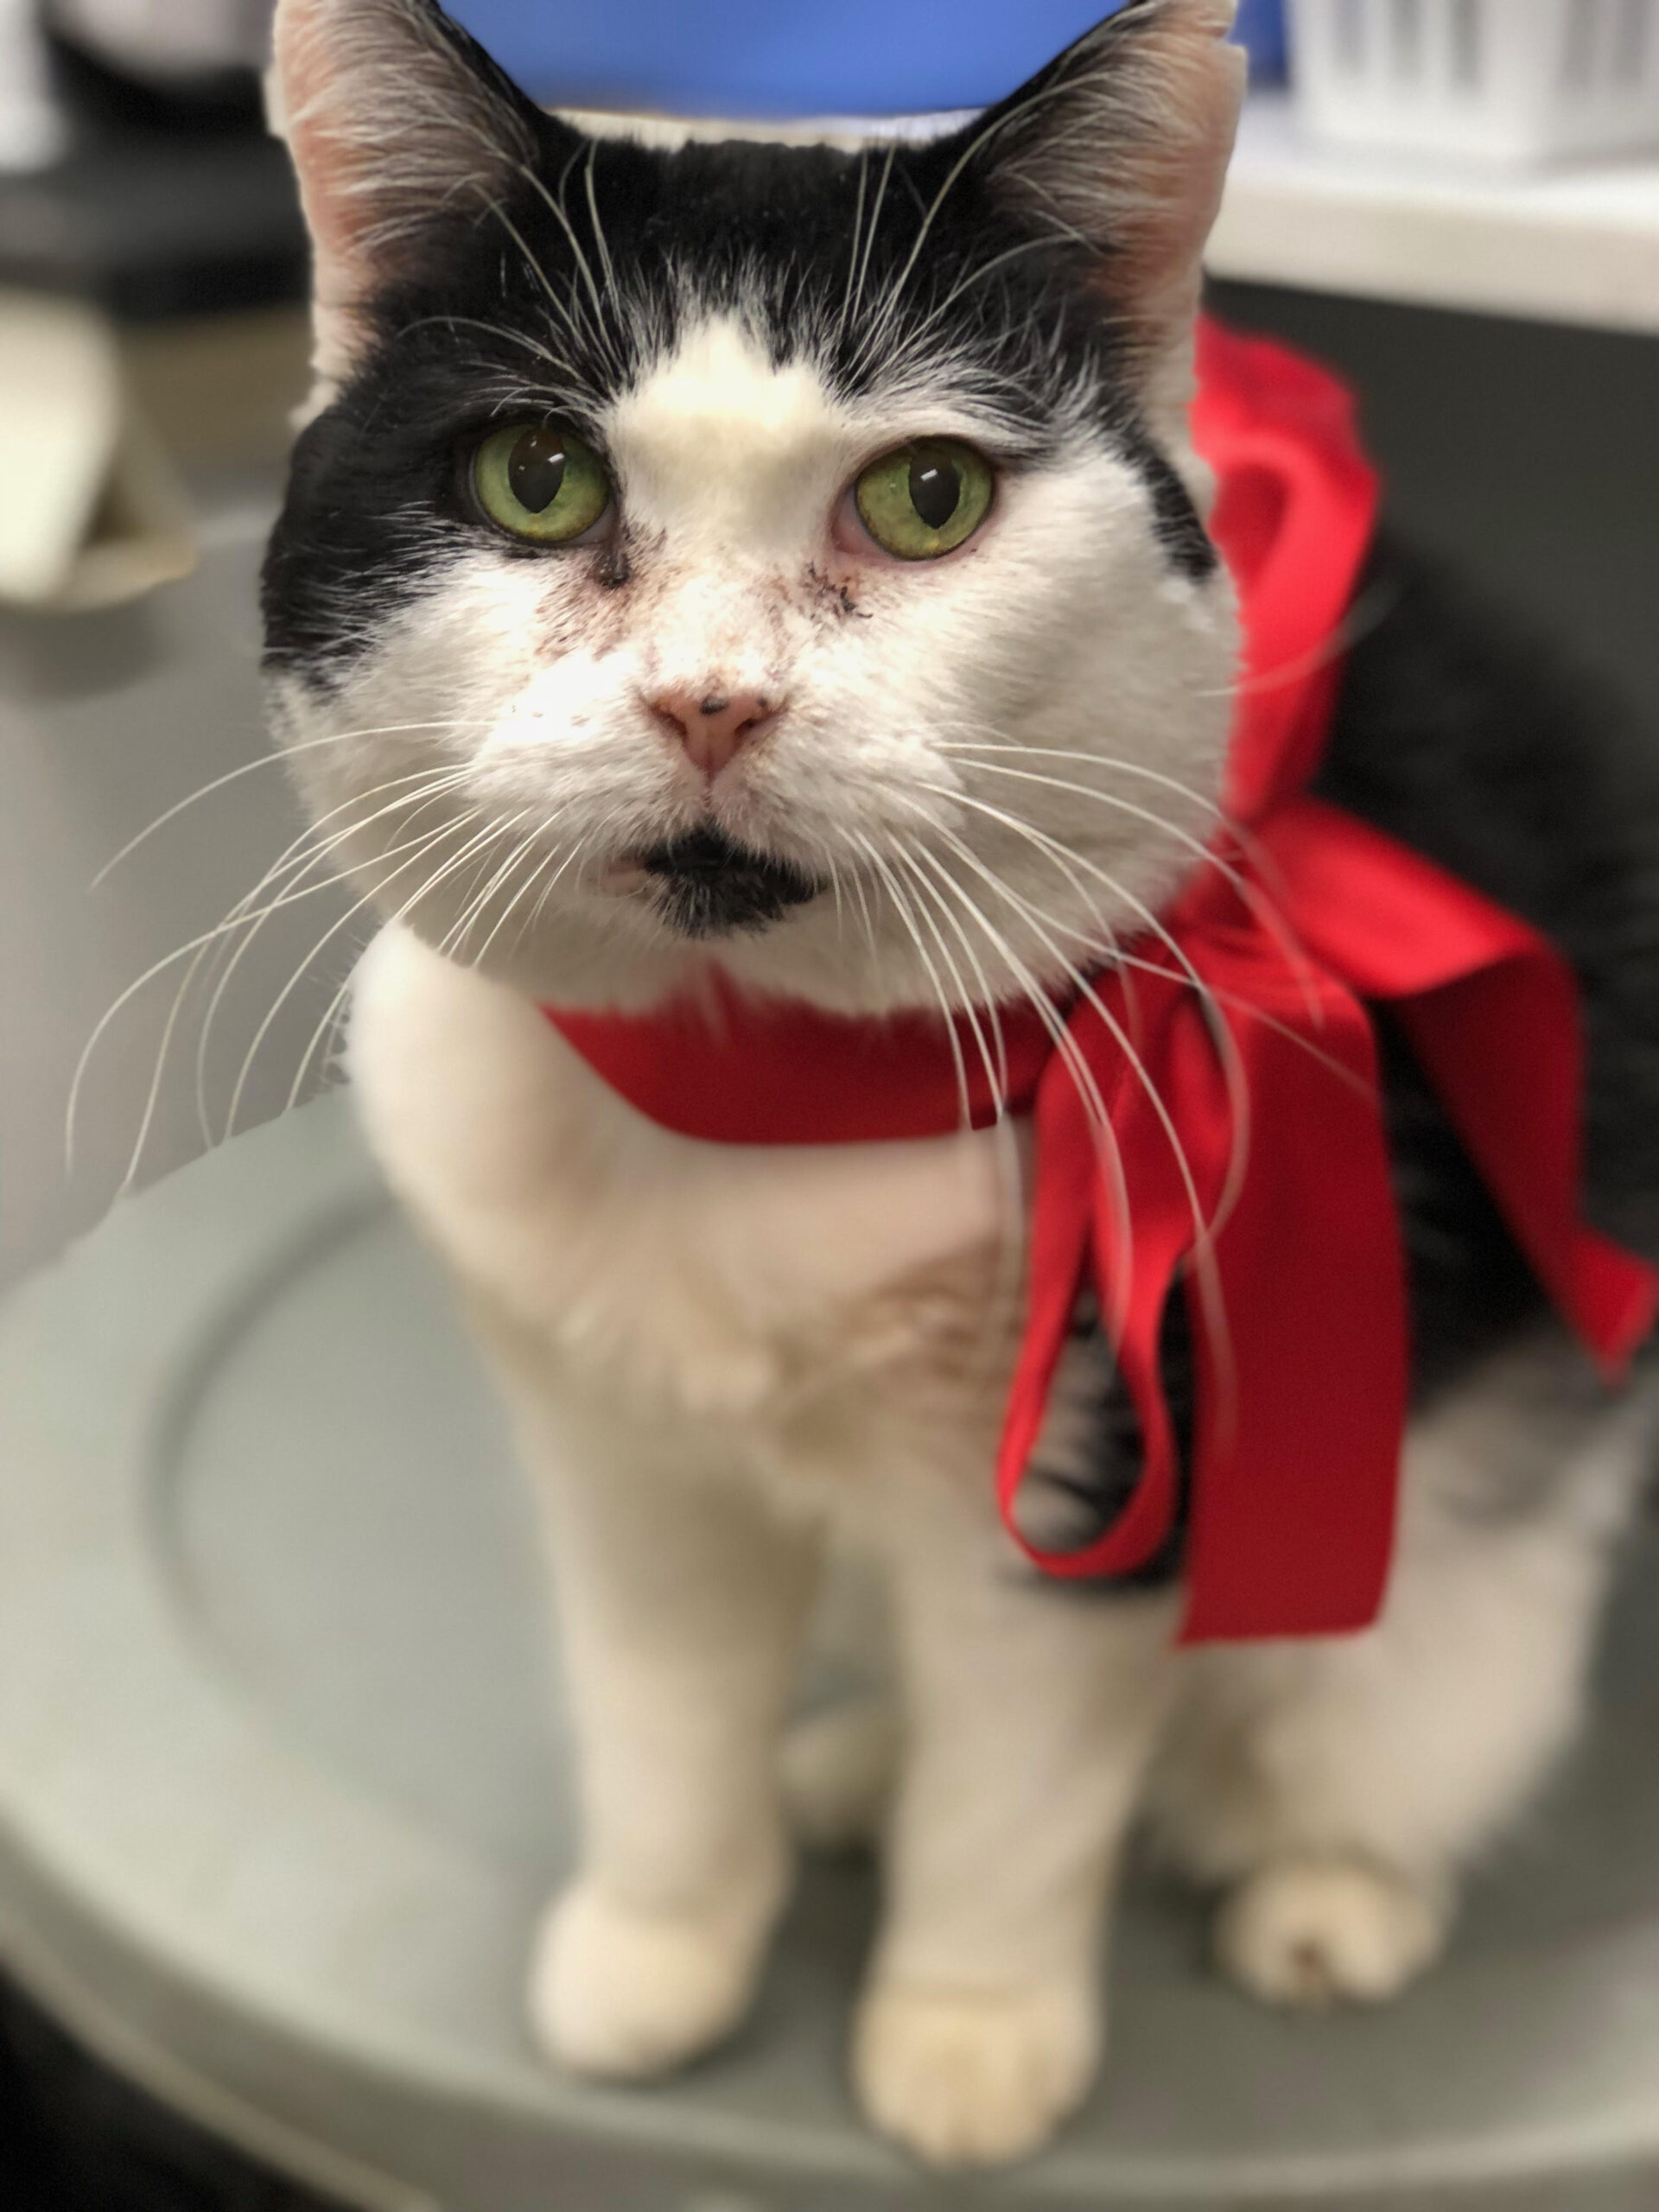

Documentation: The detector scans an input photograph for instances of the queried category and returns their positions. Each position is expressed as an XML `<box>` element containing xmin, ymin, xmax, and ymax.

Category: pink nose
<box><xmin>648</xmin><ymin>687</ymin><xmax>779</xmax><ymax>779</ymax></box>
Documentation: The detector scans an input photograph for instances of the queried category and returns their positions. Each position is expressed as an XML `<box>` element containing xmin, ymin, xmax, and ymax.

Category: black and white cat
<box><xmin>262</xmin><ymin>0</ymin><xmax>1659</xmax><ymax>2168</ymax></box>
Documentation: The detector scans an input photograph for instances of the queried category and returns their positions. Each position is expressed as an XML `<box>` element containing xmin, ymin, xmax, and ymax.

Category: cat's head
<box><xmin>263</xmin><ymin>0</ymin><xmax>1243</xmax><ymax>1018</ymax></box>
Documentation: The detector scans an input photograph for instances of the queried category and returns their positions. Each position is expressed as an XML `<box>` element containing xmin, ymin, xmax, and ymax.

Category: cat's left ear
<box><xmin>269</xmin><ymin>0</ymin><xmax>557</xmax><ymax>388</ymax></box>
<box><xmin>966</xmin><ymin>0</ymin><xmax>1243</xmax><ymax>399</ymax></box>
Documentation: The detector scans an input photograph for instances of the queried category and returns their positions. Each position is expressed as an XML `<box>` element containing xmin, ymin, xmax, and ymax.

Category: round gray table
<box><xmin>3</xmin><ymin>1093</ymin><xmax>1659</xmax><ymax>2212</ymax></box>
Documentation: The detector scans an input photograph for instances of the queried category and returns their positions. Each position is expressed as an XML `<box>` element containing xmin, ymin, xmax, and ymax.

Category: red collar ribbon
<box><xmin>545</xmin><ymin>320</ymin><xmax>1657</xmax><ymax>1643</ymax></box>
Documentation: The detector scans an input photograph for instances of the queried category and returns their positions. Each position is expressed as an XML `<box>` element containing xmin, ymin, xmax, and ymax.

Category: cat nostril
<box><xmin>647</xmin><ymin>686</ymin><xmax>780</xmax><ymax>779</ymax></box>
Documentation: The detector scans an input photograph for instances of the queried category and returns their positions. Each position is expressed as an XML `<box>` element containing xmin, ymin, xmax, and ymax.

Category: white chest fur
<box><xmin>349</xmin><ymin>925</ymin><xmax>1020</xmax><ymax>1422</ymax></box>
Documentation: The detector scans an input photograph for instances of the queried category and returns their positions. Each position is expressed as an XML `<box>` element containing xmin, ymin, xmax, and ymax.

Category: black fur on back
<box><xmin>1324</xmin><ymin>534</ymin><xmax>1659</xmax><ymax>1380</ymax></box>
<box><xmin>1066</xmin><ymin>532</ymin><xmax>1659</xmax><ymax>1577</ymax></box>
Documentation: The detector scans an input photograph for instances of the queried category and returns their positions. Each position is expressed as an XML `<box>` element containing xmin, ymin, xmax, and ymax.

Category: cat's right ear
<box><xmin>269</xmin><ymin>0</ymin><xmax>550</xmax><ymax>389</ymax></box>
<box><xmin>961</xmin><ymin>0</ymin><xmax>1243</xmax><ymax>420</ymax></box>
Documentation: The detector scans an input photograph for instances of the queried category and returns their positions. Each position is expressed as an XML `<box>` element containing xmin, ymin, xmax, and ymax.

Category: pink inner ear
<box><xmin>1159</xmin><ymin>21</ymin><xmax>1249</xmax><ymax>274</ymax></box>
<box><xmin>270</xmin><ymin>0</ymin><xmax>535</xmax><ymax>367</ymax></box>
<box><xmin>982</xmin><ymin>0</ymin><xmax>1245</xmax><ymax>358</ymax></box>
<box><xmin>271</xmin><ymin>5</ymin><xmax>374</xmax><ymax>315</ymax></box>
<box><xmin>1109</xmin><ymin>22</ymin><xmax>1246</xmax><ymax>336</ymax></box>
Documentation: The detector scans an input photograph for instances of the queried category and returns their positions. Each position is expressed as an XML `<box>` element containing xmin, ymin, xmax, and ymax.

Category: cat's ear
<box><xmin>269</xmin><ymin>0</ymin><xmax>552</xmax><ymax>386</ymax></box>
<box><xmin>969</xmin><ymin>0</ymin><xmax>1243</xmax><ymax>385</ymax></box>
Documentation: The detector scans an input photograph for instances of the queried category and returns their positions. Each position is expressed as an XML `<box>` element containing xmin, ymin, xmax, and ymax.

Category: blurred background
<box><xmin>0</xmin><ymin>1</ymin><xmax>1656</xmax><ymax>2205</ymax></box>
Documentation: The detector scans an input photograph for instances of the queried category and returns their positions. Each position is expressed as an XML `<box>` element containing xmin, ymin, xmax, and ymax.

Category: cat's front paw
<box><xmin>1216</xmin><ymin>1853</ymin><xmax>1449</xmax><ymax>2011</ymax></box>
<box><xmin>529</xmin><ymin>1880</ymin><xmax>771</xmax><ymax>2080</ymax></box>
<box><xmin>851</xmin><ymin>1978</ymin><xmax>1099</xmax><ymax>2169</ymax></box>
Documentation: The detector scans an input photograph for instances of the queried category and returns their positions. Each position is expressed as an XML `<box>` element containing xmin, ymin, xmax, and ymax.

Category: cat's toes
<box><xmin>529</xmin><ymin>1881</ymin><xmax>770</xmax><ymax>2080</ymax></box>
<box><xmin>779</xmin><ymin>1696</ymin><xmax>899</xmax><ymax>1852</ymax></box>
<box><xmin>851</xmin><ymin>1979</ymin><xmax>1098</xmax><ymax>2169</ymax></box>
<box><xmin>1216</xmin><ymin>1854</ymin><xmax>1449</xmax><ymax>2011</ymax></box>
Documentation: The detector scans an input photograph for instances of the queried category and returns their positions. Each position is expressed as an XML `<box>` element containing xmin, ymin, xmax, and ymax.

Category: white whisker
<box><xmin>192</xmin><ymin>767</ymin><xmax>476</xmax><ymax>1144</ymax></box>
<box><xmin>848</xmin><ymin>829</ymin><xmax>973</xmax><ymax>1133</ymax></box>
<box><xmin>920</xmin><ymin>814</ymin><xmax>1213</xmax><ymax>1250</ymax></box>
<box><xmin>465</xmin><ymin>823</ymin><xmax>553</xmax><ymax>969</ymax></box>
<box><xmin>913</xmin><ymin>779</ymin><xmax>1256</xmax><ymax>1241</ymax></box>
<box><xmin>435</xmin><ymin>809</ymin><xmax>538</xmax><ymax>964</ymax></box>
<box><xmin>890</xmin><ymin>847</ymin><xmax>1030</xmax><ymax>1370</ymax></box>
<box><xmin>936</xmin><ymin>747</ymin><xmax>1321</xmax><ymax>1014</ymax></box>
<box><xmin>890</xmin><ymin>846</ymin><xmax>1007</xmax><ymax>1115</ymax></box>
<box><xmin>90</xmin><ymin>718</ymin><xmax>486</xmax><ymax>888</ymax></box>
<box><xmin>901</xmin><ymin>839</ymin><xmax>1135</xmax><ymax>1342</ymax></box>
<box><xmin>224</xmin><ymin>807</ymin><xmax>503</xmax><ymax>1141</ymax></box>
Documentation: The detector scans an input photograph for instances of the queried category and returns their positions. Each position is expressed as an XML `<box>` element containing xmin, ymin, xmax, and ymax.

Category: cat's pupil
<box><xmin>909</xmin><ymin>451</ymin><xmax>961</xmax><ymax>531</ymax></box>
<box><xmin>508</xmin><ymin>427</ymin><xmax>568</xmax><ymax>513</ymax></box>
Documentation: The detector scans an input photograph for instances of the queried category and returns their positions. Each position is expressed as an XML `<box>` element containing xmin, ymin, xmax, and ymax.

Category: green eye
<box><xmin>854</xmin><ymin>438</ymin><xmax>994</xmax><ymax>560</ymax></box>
<box><xmin>471</xmin><ymin>421</ymin><xmax>611</xmax><ymax>543</ymax></box>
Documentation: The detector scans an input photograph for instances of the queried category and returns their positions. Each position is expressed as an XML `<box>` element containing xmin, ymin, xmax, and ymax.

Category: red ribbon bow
<box><xmin>546</xmin><ymin>319</ymin><xmax>1656</xmax><ymax>1642</ymax></box>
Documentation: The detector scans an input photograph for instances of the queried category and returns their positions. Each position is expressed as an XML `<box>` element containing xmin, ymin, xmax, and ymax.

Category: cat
<box><xmin>262</xmin><ymin>0</ymin><xmax>1659</xmax><ymax>2169</ymax></box>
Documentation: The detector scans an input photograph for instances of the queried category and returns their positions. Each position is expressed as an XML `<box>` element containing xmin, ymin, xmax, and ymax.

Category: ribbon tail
<box><xmin>995</xmin><ymin>1089</ymin><xmax>1096</xmax><ymax>1540</ymax></box>
<box><xmin>998</xmin><ymin>945</ymin><xmax>1412</xmax><ymax>1644</ymax></box>
<box><xmin>1260</xmin><ymin>797</ymin><xmax>1659</xmax><ymax>1381</ymax></box>
<box><xmin>996</xmin><ymin>978</ymin><xmax>1199</xmax><ymax>1584</ymax></box>
<box><xmin>1177</xmin><ymin>952</ymin><xmax>1409</xmax><ymax>1643</ymax></box>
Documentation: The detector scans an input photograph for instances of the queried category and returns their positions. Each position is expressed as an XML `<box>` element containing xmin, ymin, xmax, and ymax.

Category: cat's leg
<box><xmin>780</xmin><ymin>1694</ymin><xmax>901</xmax><ymax>1852</ymax></box>
<box><xmin>1151</xmin><ymin>1339</ymin><xmax>1656</xmax><ymax>2011</ymax></box>
<box><xmin>497</xmin><ymin>1354</ymin><xmax>822</xmax><ymax>2081</ymax></box>
<box><xmin>852</xmin><ymin>1499</ymin><xmax>1180</xmax><ymax>2168</ymax></box>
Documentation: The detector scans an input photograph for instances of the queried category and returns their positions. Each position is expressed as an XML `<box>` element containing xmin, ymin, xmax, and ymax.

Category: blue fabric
<box><xmin>448</xmin><ymin>0</ymin><xmax>1128</xmax><ymax>116</ymax></box>
<box><xmin>447</xmin><ymin>1</ymin><xmax>1286</xmax><ymax>119</ymax></box>
<box><xmin>1234</xmin><ymin>0</ymin><xmax>1287</xmax><ymax>81</ymax></box>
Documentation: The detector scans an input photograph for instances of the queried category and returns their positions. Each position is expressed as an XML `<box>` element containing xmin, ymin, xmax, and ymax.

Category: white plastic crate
<box><xmin>1287</xmin><ymin>0</ymin><xmax>1659</xmax><ymax>164</ymax></box>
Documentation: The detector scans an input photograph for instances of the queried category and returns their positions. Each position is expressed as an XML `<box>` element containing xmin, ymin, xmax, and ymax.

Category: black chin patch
<box><xmin>639</xmin><ymin>826</ymin><xmax>821</xmax><ymax>938</ymax></box>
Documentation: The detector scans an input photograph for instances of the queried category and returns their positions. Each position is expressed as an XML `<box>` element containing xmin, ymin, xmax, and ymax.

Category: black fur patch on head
<box><xmin>263</xmin><ymin>13</ymin><xmax>1217</xmax><ymax>683</ymax></box>
<box><xmin>1118</xmin><ymin>423</ymin><xmax>1217</xmax><ymax>583</ymax></box>
<box><xmin>639</xmin><ymin>825</ymin><xmax>823</xmax><ymax>938</ymax></box>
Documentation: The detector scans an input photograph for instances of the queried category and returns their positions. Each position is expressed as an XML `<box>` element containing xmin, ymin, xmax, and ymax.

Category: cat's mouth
<box><xmin>627</xmin><ymin>825</ymin><xmax>823</xmax><ymax>938</ymax></box>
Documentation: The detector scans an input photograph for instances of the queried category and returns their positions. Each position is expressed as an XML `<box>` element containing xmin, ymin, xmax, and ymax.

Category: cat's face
<box><xmin>264</xmin><ymin>0</ymin><xmax>1243</xmax><ymax>1017</ymax></box>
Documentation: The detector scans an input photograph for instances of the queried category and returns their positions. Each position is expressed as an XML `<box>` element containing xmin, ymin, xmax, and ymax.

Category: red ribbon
<box><xmin>545</xmin><ymin>319</ymin><xmax>1656</xmax><ymax>1643</ymax></box>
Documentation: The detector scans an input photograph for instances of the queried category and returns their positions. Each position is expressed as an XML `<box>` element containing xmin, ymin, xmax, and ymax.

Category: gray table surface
<box><xmin>3</xmin><ymin>1092</ymin><xmax>1659</xmax><ymax>2212</ymax></box>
